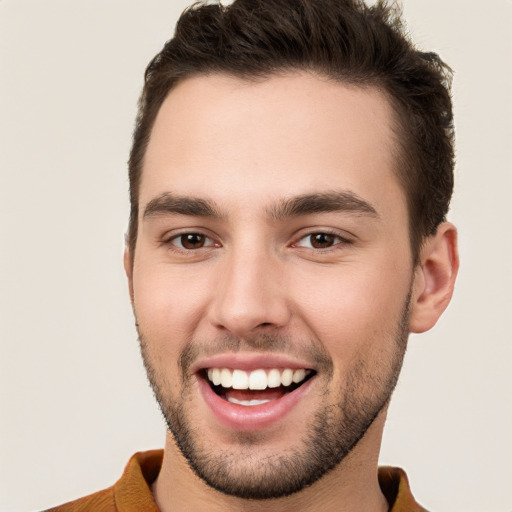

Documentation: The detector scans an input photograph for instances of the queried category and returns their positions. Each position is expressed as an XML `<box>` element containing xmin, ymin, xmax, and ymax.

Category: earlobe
<box><xmin>409</xmin><ymin>222</ymin><xmax>459</xmax><ymax>333</ymax></box>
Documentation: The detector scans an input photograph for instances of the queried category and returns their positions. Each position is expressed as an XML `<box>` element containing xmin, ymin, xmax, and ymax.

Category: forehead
<box><xmin>141</xmin><ymin>72</ymin><xmax>404</xmax><ymax>219</ymax></box>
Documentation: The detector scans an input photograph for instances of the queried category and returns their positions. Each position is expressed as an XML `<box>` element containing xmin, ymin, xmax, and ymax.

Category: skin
<box><xmin>125</xmin><ymin>72</ymin><xmax>458</xmax><ymax>511</ymax></box>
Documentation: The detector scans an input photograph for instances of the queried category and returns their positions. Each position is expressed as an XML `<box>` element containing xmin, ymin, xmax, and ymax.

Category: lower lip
<box><xmin>198</xmin><ymin>375</ymin><xmax>315</xmax><ymax>431</ymax></box>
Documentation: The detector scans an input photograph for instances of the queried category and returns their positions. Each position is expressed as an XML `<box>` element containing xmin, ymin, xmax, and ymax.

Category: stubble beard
<box><xmin>138</xmin><ymin>291</ymin><xmax>411</xmax><ymax>500</ymax></box>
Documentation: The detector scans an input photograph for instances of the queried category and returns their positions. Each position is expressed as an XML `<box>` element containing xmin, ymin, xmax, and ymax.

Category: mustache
<box><xmin>177</xmin><ymin>333</ymin><xmax>334</xmax><ymax>377</ymax></box>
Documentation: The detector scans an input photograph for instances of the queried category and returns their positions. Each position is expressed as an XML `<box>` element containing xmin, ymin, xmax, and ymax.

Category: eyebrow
<box><xmin>142</xmin><ymin>190</ymin><xmax>378</xmax><ymax>222</ymax></box>
<box><xmin>143</xmin><ymin>193</ymin><xmax>222</xmax><ymax>219</ymax></box>
<box><xmin>267</xmin><ymin>191</ymin><xmax>379</xmax><ymax>220</ymax></box>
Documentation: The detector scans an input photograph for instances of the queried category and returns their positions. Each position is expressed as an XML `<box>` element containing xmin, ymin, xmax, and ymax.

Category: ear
<box><xmin>409</xmin><ymin>222</ymin><xmax>459</xmax><ymax>333</ymax></box>
<box><xmin>123</xmin><ymin>245</ymin><xmax>135</xmax><ymax>304</ymax></box>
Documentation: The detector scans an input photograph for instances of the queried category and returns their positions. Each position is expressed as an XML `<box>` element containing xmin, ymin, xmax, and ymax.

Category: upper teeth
<box><xmin>206</xmin><ymin>368</ymin><xmax>310</xmax><ymax>390</ymax></box>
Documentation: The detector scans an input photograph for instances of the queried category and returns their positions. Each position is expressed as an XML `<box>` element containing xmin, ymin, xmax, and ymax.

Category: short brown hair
<box><xmin>127</xmin><ymin>0</ymin><xmax>454</xmax><ymax>263</ymax></box>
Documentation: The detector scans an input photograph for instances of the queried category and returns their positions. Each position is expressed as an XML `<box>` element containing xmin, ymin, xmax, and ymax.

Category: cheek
<box><xmin>291</xmin><ymin>261</ymin><xmax>411</xmax><ymax>359</ymax></box>
<box><xmin>132</xmin><ymin>263</ymin><xmax>212</xmax><ymax>347</ymax></box>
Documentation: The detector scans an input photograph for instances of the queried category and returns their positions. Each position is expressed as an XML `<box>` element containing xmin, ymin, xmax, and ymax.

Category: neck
<box><xmin>152</xmin><ymin>409</ymin><xmax>390</xmax><ymax>512</ymax></box>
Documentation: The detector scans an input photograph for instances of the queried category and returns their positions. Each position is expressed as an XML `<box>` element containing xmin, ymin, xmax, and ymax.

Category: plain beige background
<box><xmin>1</xmin><ymin>1</ymin><xmax>511</xmax><ymax>511</ymax></box>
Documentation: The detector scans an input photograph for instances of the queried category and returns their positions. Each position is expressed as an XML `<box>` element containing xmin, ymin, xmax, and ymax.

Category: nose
<box><xmin>208</xmin><ymin>244</ymin><xmax>291</xmax><ymax>338</ymax></box>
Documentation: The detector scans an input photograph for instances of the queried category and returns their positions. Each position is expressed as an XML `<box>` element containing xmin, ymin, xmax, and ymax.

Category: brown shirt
<box><xmin>44</xmin><ymin>450</ymin><xmax>428</xmax><ymax>511</ymax></box>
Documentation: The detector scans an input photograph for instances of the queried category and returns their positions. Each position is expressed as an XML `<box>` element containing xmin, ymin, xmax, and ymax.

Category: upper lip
<box><xmin>192</xmin><ymin>353</ymin><xmax>315</xmax><ymax>373</ymax></box>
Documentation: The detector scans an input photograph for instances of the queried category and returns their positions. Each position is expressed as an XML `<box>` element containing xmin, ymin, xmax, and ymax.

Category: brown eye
<box><xmin>294</xmin><ymin>232</ymin><xmax>347</xmax><ymax>250</ymax></box>
<box><xmin>181</xmin><ymin>234</ymin><xmax>205</xmax><ymax>249</ymax></box>
<box><xmin>309</xmin><ymin>233</ymin><xmax>336</xmax><ymax>249</ymax></box>
<box><xmin>173</xmin><ymin>233</ymin><xmax>212</xmax><ymax>250</ymax></box>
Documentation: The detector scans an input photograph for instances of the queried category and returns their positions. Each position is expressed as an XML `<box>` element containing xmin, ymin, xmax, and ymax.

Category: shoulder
<box><xmin>379</xmin><ymin>466</ymin><xmax>429</xmax><ymax>512</ymax></box>
<box><xmin>40</xmin><ymin>450</ymin><xmax>163</xmax><ymax>512</ymax></box>
<box><xmin>42</xmin><ymin>487</ymin><xmax>116</xmax><ymax>512</ymax></box>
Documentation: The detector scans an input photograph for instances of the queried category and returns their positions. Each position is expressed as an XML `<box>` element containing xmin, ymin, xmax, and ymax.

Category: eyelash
<box><xmin>163</xmin><ymin>229</ymin><xmax>352</xmax><ymax>254</ymax></box>
<box><xmin>293</xmin><ymin>231</ymin><xmax>352</xmax><ymax>251</ymax></box>
<box><xmin>165</xmin><ymin>232</ymin><xmax>218</xmax><ymax>251</ymax></box>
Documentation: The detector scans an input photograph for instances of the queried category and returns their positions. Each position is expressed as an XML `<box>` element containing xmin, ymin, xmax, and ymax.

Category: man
<box><xmin>47</xmin><ymin>0</ymin><xmax>458</xmax><ymax>510</ymax></box>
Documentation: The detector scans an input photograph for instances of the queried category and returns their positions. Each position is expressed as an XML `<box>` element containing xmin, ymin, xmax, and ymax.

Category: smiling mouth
<box><xmin>202</xmin><ymin>367</ymin><xmax>315</xmax><ymax>406</ymax></box>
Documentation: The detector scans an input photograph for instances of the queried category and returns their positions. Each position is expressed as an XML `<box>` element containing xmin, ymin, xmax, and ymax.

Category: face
<box><xmin>128</xmin><ymin>72</ymin><xmax>415</xmax><ymax>499</ymax></box>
